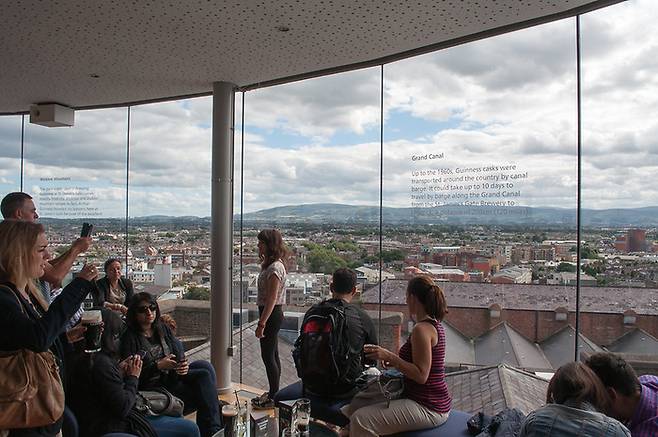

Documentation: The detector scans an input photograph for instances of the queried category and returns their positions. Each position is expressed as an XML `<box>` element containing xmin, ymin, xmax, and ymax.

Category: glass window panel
<box><xmin>581</xmin><ymin>0</ymin><xmax>658</xmax><ymax>355</ymax></box>
<box><xmin>233</xmin><ymin>92</ymin><xmax>246</xmax><ymax>383</ymax></box>
<box><xmin>128</xmin><ymin>97</ymin><xmax>212</xmax><ymax>313</ymax></box>
<box><xmin>383</xmin><ymin>18</ymin><xmax>578</xmax><ymax>371</ymax></box>
<box><xmin>238</xmin><ymin>68</ymin><xmax>381</xmax><ymax>390</ymax></box>
<box><xmin>23</xmin><ymin>108</ymin><xmax>128</xmax><ymax>283</ymax></box>
<box><xmin>0</xmin><ymin>116</ymin><xmax>23</xmax><ymax>193</ymax></box>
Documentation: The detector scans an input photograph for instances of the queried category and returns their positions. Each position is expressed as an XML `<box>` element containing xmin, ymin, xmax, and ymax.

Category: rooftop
<box><xmin>474</xmin><ymin>322</ymin><xmax>552</xmax><ymax>371</ymax></box>
<box><xmin>539</xmin><ymin>325</ymin><xmax>603</xmax><ymax>369</ymax></box>
<box><xmin>446</xmin><ymin>364</ymin><xmax>549</xmax><ymax>415</ymax></box>
<box><xmin>362</xmin><ymin>279</ymin><xmax>658</xmax><ymax>315</ymax></box>
<box><xmin>186</xmin><ymin>321</ymin><xmax>299</xmax><ymax>393</ymax></box>
<box><xmin>607</xmin><ymin>329</ymin><xmax>658</xmax><ymax>355</ymax></box>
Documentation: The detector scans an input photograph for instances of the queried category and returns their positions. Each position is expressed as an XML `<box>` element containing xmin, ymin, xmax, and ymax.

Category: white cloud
<box><xmin>0</xmin><ymin>0</ymin><xmax>657</xmax><ymax>216</ymax></box>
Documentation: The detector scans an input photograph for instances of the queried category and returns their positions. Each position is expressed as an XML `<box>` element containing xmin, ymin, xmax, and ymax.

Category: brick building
<box><xmin>361</xmin><ymin>279</ymin><xmax>658</xmax><ymax>348</ymax></box>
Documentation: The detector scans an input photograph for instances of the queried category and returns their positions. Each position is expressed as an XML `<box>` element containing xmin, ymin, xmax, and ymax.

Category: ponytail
<box><xmin>407</xmin><ymin>275</ymin><xmax>448</xmax><ymax>320</ymax></box>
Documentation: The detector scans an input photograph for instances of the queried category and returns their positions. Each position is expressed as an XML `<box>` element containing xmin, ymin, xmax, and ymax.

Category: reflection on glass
<box><xmin>0</xmin><ymin>116</ymin><xmax>23</xmax><ymax>193</ymax></box>
<box><xmin>383</xmin><ymin>18</ymin><xmax>578</xmax><ymax>371</ymax></box>
<box><xmin>581</xmin><ymin>0</ymin><xmax>658</xmax><ymax>356</ymax></box>
<box><xmin>128</xmin><ymin>97</ymin><xmax>211</xmax><ymax>300</ymax></box>
<box><xmin>237</xmin><ymin>69</ymin><xmax>381</xmax><ymax>390</ymax></box>
<box><xmin>23</xmin><ymin>107</ymin><xmax>128</xmax><ymax>284</ymax></box>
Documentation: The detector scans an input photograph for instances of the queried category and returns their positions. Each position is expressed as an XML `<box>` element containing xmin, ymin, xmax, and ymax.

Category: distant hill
<box><xmin>237</xmin><ymin>203</ymin><xmax>658</xmax><ymax>227</ymax></box>
<box><xmin>37</xmin><ymin>204</ymin><xmax>658</xmax><ymax>228</ymax></box>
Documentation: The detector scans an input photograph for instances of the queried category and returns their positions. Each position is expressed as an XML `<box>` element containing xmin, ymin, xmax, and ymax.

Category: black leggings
<box><xmin>258</xmin><ymin>305</ymin><xmax>284</xmax><ymax>396</ymax></box>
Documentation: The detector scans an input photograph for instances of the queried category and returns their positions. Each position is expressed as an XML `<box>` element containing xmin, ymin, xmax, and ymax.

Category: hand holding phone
<box><xmin>81</xmin><ymin>222</ymin><xmax>94</xmax><ymax>237</ymax></box>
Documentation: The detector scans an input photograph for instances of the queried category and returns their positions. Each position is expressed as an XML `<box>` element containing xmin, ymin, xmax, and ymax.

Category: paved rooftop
<box><xmin>186</xmin><ymin>321</ymin><xmax>299</xmax><ymax>393</ymax></box>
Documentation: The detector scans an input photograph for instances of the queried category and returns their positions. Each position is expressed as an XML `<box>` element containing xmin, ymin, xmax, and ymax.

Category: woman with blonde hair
<box><xmin>0</xmin><ymin>219</ymin><xmax>98</xmax><ymax>436</ymax></box>
<box><xmin>251</xmin><ymin>229</ymin><xmax>289</xmax><ymax>409</ymax></box>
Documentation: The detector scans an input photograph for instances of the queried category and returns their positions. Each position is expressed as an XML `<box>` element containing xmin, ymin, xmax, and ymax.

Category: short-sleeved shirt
<box><xmin>256</xmin><ymin>260</ymin><xmax>287</xmax><ymax>306</ymax></box>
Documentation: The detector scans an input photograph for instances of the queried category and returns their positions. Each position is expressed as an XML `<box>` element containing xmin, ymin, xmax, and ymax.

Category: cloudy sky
<box><xmin>0</xmin><ymin>0</ymin><xmax>656</xmax><ymax>218</ymax></box>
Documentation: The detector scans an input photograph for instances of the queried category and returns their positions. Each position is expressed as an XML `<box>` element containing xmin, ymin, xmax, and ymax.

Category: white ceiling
<box><xmin>0</xmin><ymin>0</ymin><xmax>621</xmax><ymax>114</ymax></box>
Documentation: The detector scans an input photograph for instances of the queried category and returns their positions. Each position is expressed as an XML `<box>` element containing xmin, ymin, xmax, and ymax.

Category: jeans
<box><xmin>258</xmin><ymin>305</ymin><xmax>284</xmax><ymax>396</ymax></box>
<box><xmin>146</xmin><ymin>416</ymin><xmax>201</xmax><ymax>437</ymax></box>
<box><xmin>169</xmin><ymin>360</ymin><xmax>222</xmax><ymax>437</ymax></box>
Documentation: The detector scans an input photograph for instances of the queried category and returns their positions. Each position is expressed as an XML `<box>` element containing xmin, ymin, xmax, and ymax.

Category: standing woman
<box><xmin>349</xmin><ymin>276</ymin><xmax>452</xmax><ymax>436</ymax></box>
<box><xmin>94</xmin><ymin>258</ymin><xmax>134</xmax><ymax>314</ymax></box>
<box><xmin>0</xmin><ymin>220</ymin><xmax>98</xmax><ymax>436</ymax></box>
<box><xmin>251</xmin><ymin>229</ymin><xmax>288</xmax><ymax>409</ymax></box>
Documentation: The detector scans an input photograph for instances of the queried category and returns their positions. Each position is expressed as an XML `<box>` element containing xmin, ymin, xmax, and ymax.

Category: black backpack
<box><xmin>292</xmin><ymin>300</ymin><xmax>360</xmax><ymax>395</ymax></box>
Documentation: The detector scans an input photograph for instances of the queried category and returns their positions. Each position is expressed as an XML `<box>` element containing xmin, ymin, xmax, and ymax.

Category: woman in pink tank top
<box><xmin>348</xmin><ymin>276</ymin><xmax>452</xmax><ymax>436</ymax></box>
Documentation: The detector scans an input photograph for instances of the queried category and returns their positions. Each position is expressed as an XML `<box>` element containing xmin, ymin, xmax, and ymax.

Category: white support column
<box><xmin>211</xmin><ymin>81</ymin><xmax>236</xmax><ymax>393</ymax></box>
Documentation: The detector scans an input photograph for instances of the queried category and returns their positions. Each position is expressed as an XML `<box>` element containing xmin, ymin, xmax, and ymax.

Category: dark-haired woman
<box><xmin>120</xmin><ymin>293</ymin><xmax>221</xmax><ymax>437</ymax></box>
<box><xmin>520</xmin><ymin>362</ymin><xmax>630</xmax><ymax>437</ymax></box>
<box><xmin>251</xmin><ymin>229</ymin><xmax>288</xmax><ymax>409</ymax></box>
<box><xmin>347</xmin><ymin>276</ymin><xmax>452</xmax><ymax>436</ymax></box>
<box><xmin>94</xmin><ymin>258</ymin><xmax>134</xmax><ymax>314</ymax></box>
<box><xmin>68</xmin><ymin>309</ymin><xmax>200</xmax><ymax>437</ymax></box>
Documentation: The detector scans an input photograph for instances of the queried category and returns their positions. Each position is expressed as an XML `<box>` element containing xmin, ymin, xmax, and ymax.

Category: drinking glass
<box><xmin>294</xmin><ymin>398</ymin><xmax>310</xmax><ymax>436</ymax></box>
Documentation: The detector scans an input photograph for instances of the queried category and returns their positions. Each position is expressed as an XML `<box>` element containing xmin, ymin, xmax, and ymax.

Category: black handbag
<box><xmin>126</xmin><ymin>409</ymin><xmax>158</xmax><ymax>437</ymax></box>
<box><xmin>135</xmin><ymin>388</ymin><xmax>184</xmax><ymax>417</ymax></box>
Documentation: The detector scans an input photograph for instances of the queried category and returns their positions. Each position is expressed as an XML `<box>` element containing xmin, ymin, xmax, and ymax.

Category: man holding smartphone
<box><xmin>1</xmin><ymin>192</ymin><xmax>93</xmax><ymax>299</ymax></box>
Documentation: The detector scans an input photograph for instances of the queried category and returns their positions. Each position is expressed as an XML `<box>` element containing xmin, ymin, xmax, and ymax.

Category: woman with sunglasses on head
<box><xmin>0</xmin><ymin>219</ymin><xmax>98</xmax><ymax>436</ymax></box>
<box><xmin>68</xmin><ymin>308</ymin><xmax>200</xmax><ymax>437</ymax></box>
<box><xmin>120</xmin><ymin>292</ymin><xmax>221</xmax><ymax>437</ymax></box>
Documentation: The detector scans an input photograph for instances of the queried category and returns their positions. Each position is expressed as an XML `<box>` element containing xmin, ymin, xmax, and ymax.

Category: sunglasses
<box><xmin>136</xmin><ymin>304</ymin><xmax>157</xmax><ymax>314</ymax></box>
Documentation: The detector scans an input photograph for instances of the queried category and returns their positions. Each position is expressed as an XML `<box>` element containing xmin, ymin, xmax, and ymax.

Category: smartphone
<box><xmin>137</xmin><ymin>350</ymin><xmax>147</xmax><ymax>360</ymax></box>
<box><xmin>80</xmin><ymin>222</ymin><xmax>94</xmax><ymax>237</ymax></box>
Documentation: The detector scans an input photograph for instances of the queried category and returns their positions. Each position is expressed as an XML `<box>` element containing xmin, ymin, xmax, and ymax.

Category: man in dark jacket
<box><xmin>1</xmin><ymin>192</ymin><xmax>92</xmax><ymax>297</ymax></box>
<box><xmin>301</xmin><ymin>268</ymin><xmax>378</xmax><ymax>398</ymax></box>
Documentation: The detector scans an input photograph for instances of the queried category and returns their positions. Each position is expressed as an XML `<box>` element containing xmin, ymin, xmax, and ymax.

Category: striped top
<box><xmin>398</xmin><ymin>319</ymin><xmax>451</xmax><ymax>413</ymax></box>
<box><xmin>628</xmin><ymin>375</ymin><xmax>658</xmax><ymax>437</ymax></box>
